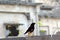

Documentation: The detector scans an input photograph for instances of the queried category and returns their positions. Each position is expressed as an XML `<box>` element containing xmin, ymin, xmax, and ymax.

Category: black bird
<box><xmin>24</xmin><ymin>23</ymin><xmax>35</xmax><ymax>34</ymax></box>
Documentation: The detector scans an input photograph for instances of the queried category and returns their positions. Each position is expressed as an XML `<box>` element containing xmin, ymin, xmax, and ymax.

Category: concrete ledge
<box><xmin>0</xmin><ymin>35</ymin><xmax>60</xmax><ymax>40</ymax></box>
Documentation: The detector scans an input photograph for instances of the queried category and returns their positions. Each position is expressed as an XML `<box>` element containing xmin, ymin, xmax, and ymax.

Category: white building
<box><xmin>0</xmin><ymin>0</ymin><xmax>60</xmax><ymax>38</ymax></box>
<box><xmin>38</xmin><ymin>3</ymin><xmax>60</xmax><ymax>35</ymax></box>
<box><xmin>0</xmin><ymin>0</ymin><xmax>42</xmax><ymax>38</ymax></box>
<box><xmin>34</xmin><ymin>0</ymin><xmax>60</xmax><ymax>6</ymax></box>
<box><xmin>27</xmin><ymin>0</ymin><xmax>60</xmax><ymax>35</ymax></box>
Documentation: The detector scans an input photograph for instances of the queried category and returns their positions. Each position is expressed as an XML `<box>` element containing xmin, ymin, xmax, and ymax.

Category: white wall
<box><xmin>0</xmin><ymin>5</ymin><xmax>35</xmax><ymax>13</ymax></box>
<box><xmin>0</xmin><ymin>5</ymin><xmax>39</xmax><ymax>38</ymax></box>
<box><xmin>40</xmin><ymin>18</ymin><xmax>60</xmax><ymax>35</ymax></box>
<box><xmin>0</xmin><ymin>13</ymin><xmax>29</xmax><ymax>37</ymax></box>
<box><xmin>34</xmin><ymin>0</ymin><xmax>59</xmax><ymax>6</ymax></box>
<box><xmin>34</xmin><ymin>0</ymin><xmax>48</xmax><ymax>3</ymax></box>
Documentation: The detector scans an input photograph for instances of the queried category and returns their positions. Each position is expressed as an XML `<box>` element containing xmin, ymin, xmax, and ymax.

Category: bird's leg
<box><xmin>28</xmin><ymin>32</ymin><xmax>32</xmax><ymax>36</ymax></box>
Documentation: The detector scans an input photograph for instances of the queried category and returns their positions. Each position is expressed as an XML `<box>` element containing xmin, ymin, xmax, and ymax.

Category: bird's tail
<box><xmin>24</xmin><ymin>32</ymin><xmax>27</xmax><ymax>34</ymax></box>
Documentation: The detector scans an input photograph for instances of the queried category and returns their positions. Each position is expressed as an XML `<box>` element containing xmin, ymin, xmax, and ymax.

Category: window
<box><xmin>4</xmin><ymin>23</ymin><xmax>21</xmax><ymax>37</ymax></box>
<box><xmin>40</xmin><ymin>30</ymin><xmax>47</xmax><ymax>36</ymax></box>
<box><xmin>40</xmin><ymin>5</ymin><xmax>53</xmax><ymax>10</ymax></box>
<box><xmin>39</xmin><ymin>26</ymin><xmax>49</xmax><ymax>35</ymax></box>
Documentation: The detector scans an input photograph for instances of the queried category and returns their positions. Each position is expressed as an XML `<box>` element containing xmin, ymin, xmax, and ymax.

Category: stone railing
<box><xmin>0</xmin><ymin>35</ymin><xmax>60</xmax><ymax>40</ymax></box>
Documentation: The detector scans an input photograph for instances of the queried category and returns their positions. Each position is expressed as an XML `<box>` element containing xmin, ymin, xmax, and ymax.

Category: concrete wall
<box><xmin>40</xmin><ymin>18</ymin><xmax>60</xmax><ymax>35</ymax></box>
<box><xmin>34</xmin><ymin>0</ymin><xmax>60</xmax><ymax>6</ymax></box>
<box><xmin>0</xmin><ymin>13</ymin><xmax>29</xmax><ymax>37</ymax></box>
<box><xmin>0</xmin><ymin>5</ymin><xmax>40</xmax><ymax>38</ymax></box>
<box><xmin>1</xmin><ymin>35</ymin><xmax>60</xmax><ymax>40</ymax></box>
<box><xmin>0</xmin><ymin>35</ymin><xmax>52</xmax><ymax>40</ymax></box>
<box><xmin>0</xmin><ymin>5</ymin><xmax>35</xmax><ymax>12</ymax></box>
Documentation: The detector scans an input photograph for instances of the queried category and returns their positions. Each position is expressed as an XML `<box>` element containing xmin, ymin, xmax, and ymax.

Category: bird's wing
<box><xmin>24</xmin><ymin>27</ymin><xmax>31</xmax><ymax>34</ymax></box>
<box><xmin>24</xmin><ymin>23</ymin><xmax>35</xmax><ymax>34</ymax></box>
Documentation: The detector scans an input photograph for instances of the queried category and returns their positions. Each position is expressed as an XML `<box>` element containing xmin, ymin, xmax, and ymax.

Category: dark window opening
<box><xmin>40</xmin><ymin>8</ymin><xmax>52</xmax><ymax>10</ymax></box>
<box><xmin>40</xmin><ymin>5</ymin><xmax>53</xmax><ymax>10</ymax></box>
<box><xmin>4</xmin><ymin>23</ymin><xmax>21</xmax><ymax>37</ymax></box>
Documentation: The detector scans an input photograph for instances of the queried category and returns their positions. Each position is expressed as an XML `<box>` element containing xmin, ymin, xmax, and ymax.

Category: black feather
<box><xmin>24</xmin><ymin>23</ymin><xmax>35</xmax><ymax>34</ymax></box>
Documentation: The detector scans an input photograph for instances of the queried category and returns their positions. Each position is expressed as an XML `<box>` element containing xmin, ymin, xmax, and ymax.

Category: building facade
<box><xmin>38</xmin><ymin>3</ymin><xmax>60</xmax><ymax>35</ymax></box>
<box><xmin>0</xmin><ymin>0</ymin><xmax>60</xmax><ymax>38</ymax></box>
<box><xmin>0</xmin><ymin>0</ymin><xmax>42</xmax><ymax>38</ymax></box>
